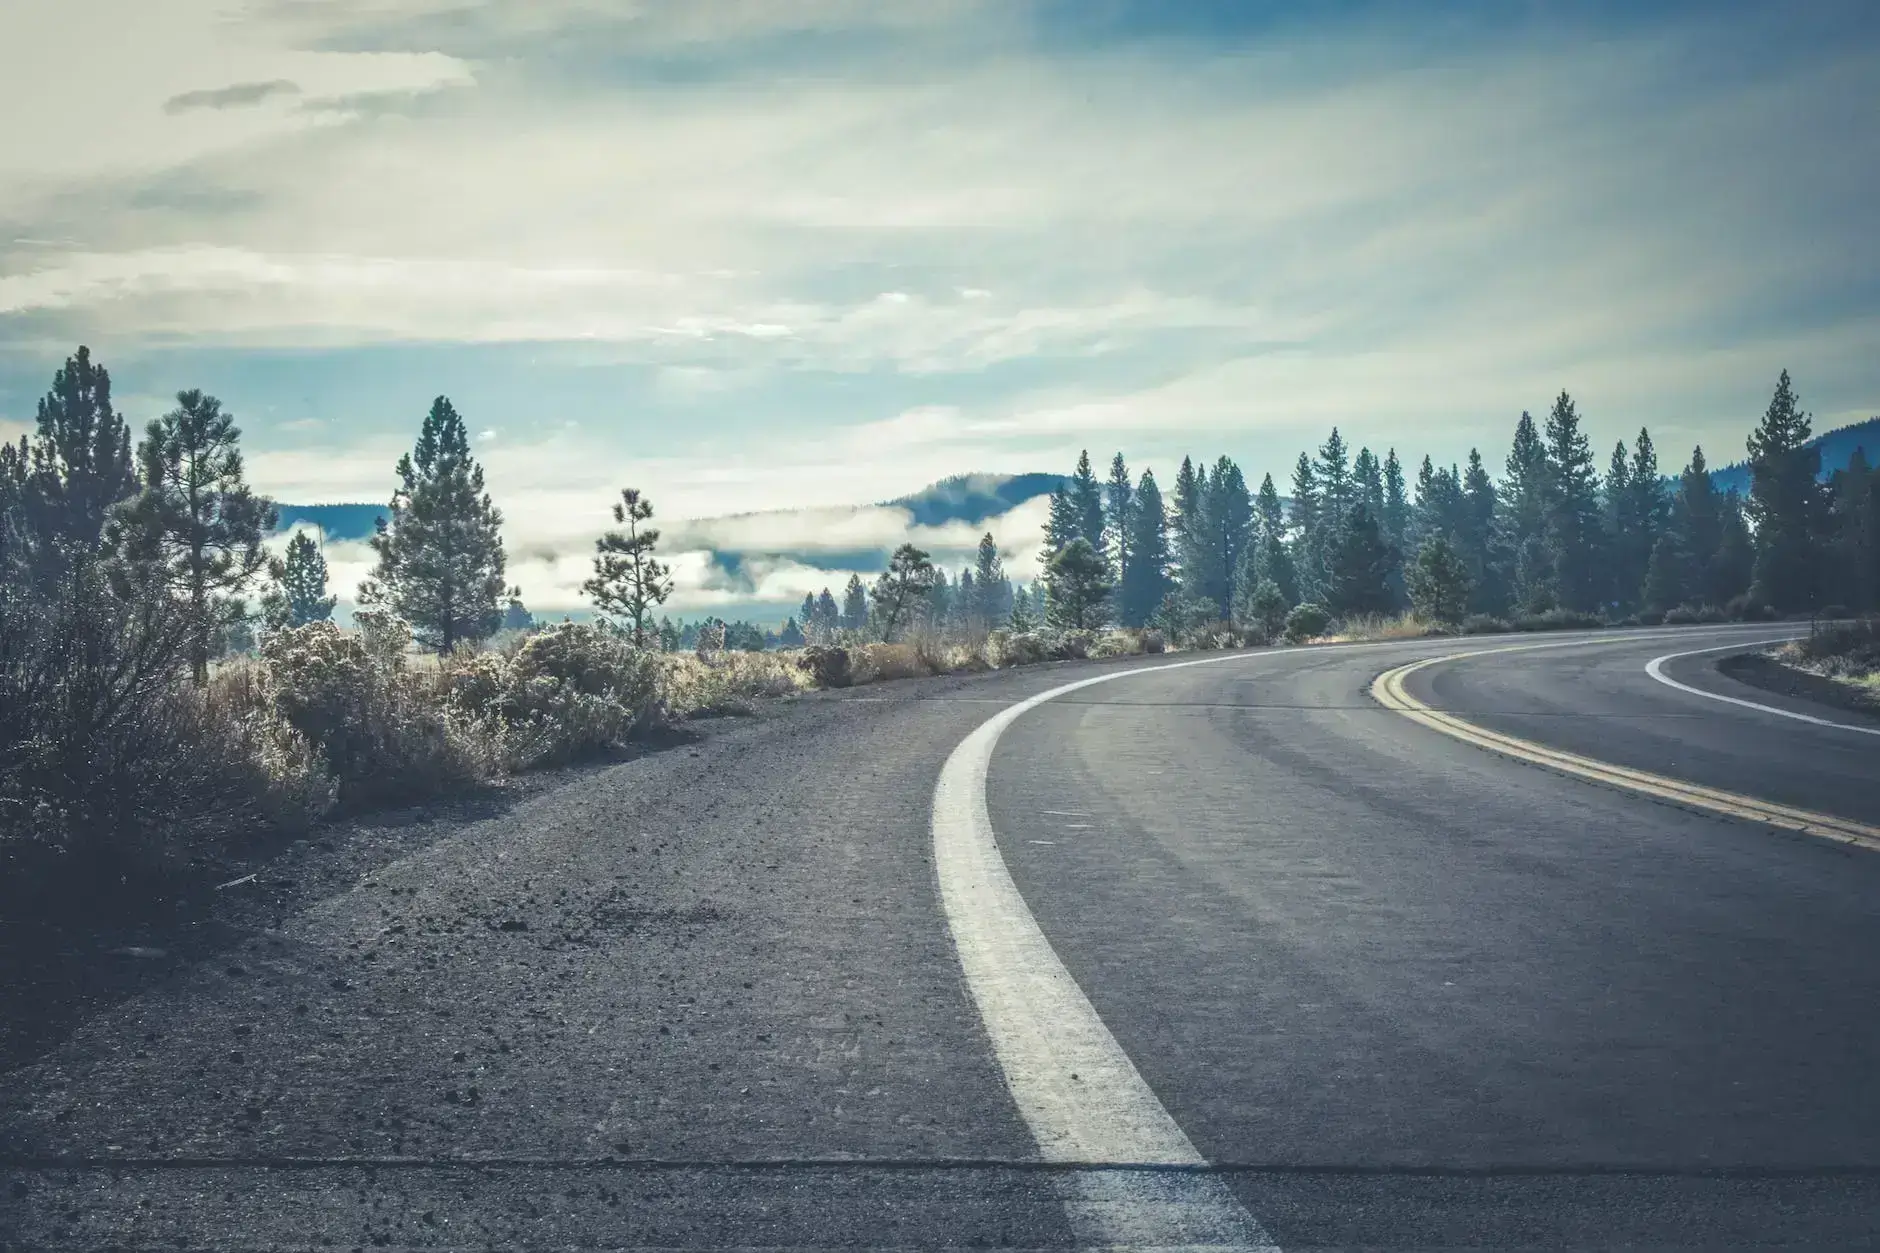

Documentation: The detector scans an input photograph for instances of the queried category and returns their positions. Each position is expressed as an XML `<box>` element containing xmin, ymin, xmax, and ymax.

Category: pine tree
<box><xmin>1170</xmin><ymin>456</ymin><xmax>1206</xmax><ymax>594</ymax></box>
<box><xmin>1204</xmin><ymin>456</ymin><xmax>1253</xmax><ymax>616</ymax></box>
<box><xmin>19</xmin><ymin>345</ymin><xmax>137</xmax><ymax>574</ymax></box>
<box><xmin>1746</xmin><ymin>369</ymin><xmax>1828</xmax><ymax>611</ymax></box>
<box><xmin>1042</xmin><ymin>482</ymin><xmax>1078</xmax><ymax>567</ymax></box>
<box><xmin>778</xmin><ymin>617</ymin><xmax>806</xmax><ymax>647</ymax></box>
<box><xmin>1407</xmin><ymin>534</ymin><xmax>1471</xmax><ymax>627</ymax></box>
<box><xmin>1256</xmin><ymin>472</ymin><xmax>1285</xmax><ymax>537</ymax></box>
<box><xmin>364</xmin><ymin>396</ymin><xmax>510</xmax><ymax>652</ymax></box>
<box><xmin>971</xmin><ymin>532</ymin><xmax>1008</xmax><ymax>631</ymax></box>
<box><xmin>1326</xmin><ymin>503</ymin><xmax>1396</xmax><ymax>618</ymax></box>
<box><xmin>1603</xmin><ymin>441</ymin><xmax>1635</xmax><ymax>610</ymax></box>
<box><xmin>1670</xmin><ymin>447</ymin><xmax>1722</xmax><ymax>605</ymax></box>
<box><xmin>1503</xmin><ymin>409</ymin><xmax>1549</xmax><ymax>552</ymax></box>
<box><xmin>1009</xmin><ymin>583</ymin><xmax>1038</xmax><ymax>632</ymax></box>
<box><xmin>583</xmin><ymin>486</ymin><xmax>673</xmax><ymax>646</ymax></box>
<box><xmin>120</xmin><ymin>389</ymin><xmax>275</xmax><ymax>681</ymax></box>
<box><xmin>814</xmin><ymin>588</ymin><xmax>842</xmax><ymax>639</ymax></box>
<box><xmin>1354</xmin><ymin>448</ymin><xmax>1384</xmax><ymax>518</ymax></box>
<box><xmin>1381</xmin><ymin>450</ymin><xmax>1409</xmax><ymax>558</ymax></box>
<box><xmin>1237</xmin><ymin>578</ymin><xmax>1290</xmax><ymax>644</ymax></box>
<box><xmin>1460</xmin><ymin>449</ymin><xmax>1506</xmax><ymax>613</ymax></box>
<box><xmin>1069</xmin><ymin>450</ymin><xmax>1107</xmax><ymax>554</ymax></box>
<box><xmin>1713</xmin><ymin>490</ymin><xmax>1755</xmax><ymax>608</ymax></box>
<box><xmin>1830</xmin><ymin>448</ymin><xmax>1878</xmax><ymax>611</ymax></box>
<box><xmin>870</xmin><ymin>544</ymin><xmax>937</xmax><ymax>641</ymax></box>
<box><xmin>800</xmin><ymin>593</ymin><xmax>817</xmax><ymax>633</ymax></box>
<box><xmin>1316</xmin><ymin>428</ymin><xmax>1353</xmax><ymax>517</ymax></box>
<box><xmin>502</xmin><ymin>595</ymin><xmax>533</xmax><ymax>632</ymax></box>
<box><xmin>1542</xmin><ymin>391</ymin><xmax>1602</xmax><ymax>613</ymax></box>
<box><xmin>1287</xmin><ymin>452</ymin><xmax>1318</xmax><ymax>537</ymax></box>
<box><xmin>1642</xmin><ymin>530</ymin><xmax>1690</xmax><ymax>616</ymax></box>
<box><xmin>262</xmin><ymin>531</ymin><xmax>336</xmax><ymax>631</ymax></box>
<box><xmin>1119</xmin><ymin>469</ymin><xmax>1171</xmax><ymax>626</ymax></box>
<box><xmin>841</xmin><ymin>573</ymin><xmax>869</xmax><ymax>632</ymax></box>
<box><xmin>1104</xmin><ymin>453</ymin><xmax>1135</xmax><ymax>585</ymax></box>
<box><xmin>1043</xmin><ymin>537</ymin><xmax>1112</xmax><ymax>630</ymax></box>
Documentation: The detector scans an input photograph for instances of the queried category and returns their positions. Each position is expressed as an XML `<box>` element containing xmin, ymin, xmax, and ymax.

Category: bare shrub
<box><xmin>850</xmin><ymin>642</ymin><xmax>934</xmax><ymax>684</ymax></box>
<box><xmin>797</xmin><ymin>644</ymin><xmax>853</xmax><ymax>688</ymax></box>
<box><xmin>262</xmin><ymin>619</ymin><xmax>491</xmax><ymax>808</ymax></box>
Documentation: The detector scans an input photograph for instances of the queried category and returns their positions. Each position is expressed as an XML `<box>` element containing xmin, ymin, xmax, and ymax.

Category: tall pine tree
<box><xmin>1745</xmin><ymin>369</ymin><xmax>1829</xmax><ymax>611</ymax></box>
<box><xmin>1104</xmin><ymin>453</ymin><xmax>1135</xmax><ymax>586</ymax></box>
<box><xmin>1119</xmin><ymin>469</ymin><xmax>1171</xmax><ymax>626</ymax></box>
<box><xmin>583</xmin><ymin>487</ymin><xmax>673</xmax><ymax>646</ymax></box>
<box><xmin>1542</xmin><ymin>391</ymin><xmax>1602</xmax><ymax>613</ymax></box>
<box><xmin>120</xmin><ymin>389</ymin><xmax>275</xmax><ymax>681</ymax></box>
<box><xmin>20</xmin><ymin>345</ymin><xmax>137</xmax><ymax>575</ymax></box>
<box><xmin>364</xmin><ymin>397</ymin><xmax>510</xmax><ymax>652</ymax></box>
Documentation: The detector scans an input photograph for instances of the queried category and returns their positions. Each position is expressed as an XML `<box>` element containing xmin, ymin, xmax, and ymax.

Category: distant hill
<box><xmin>884</xmin><ymin>472</ymin><xmax>1072</xmax><ymax>528</ymax></box>
<box><xmin>270</xmin><ymin>502</ymin><xmax>386</xmax><ymax>540</ymax></box>
<box><xmin>1710</xmin><ymin>416</ymin><xmax>1880</xmax><ymax>497</ymax></box>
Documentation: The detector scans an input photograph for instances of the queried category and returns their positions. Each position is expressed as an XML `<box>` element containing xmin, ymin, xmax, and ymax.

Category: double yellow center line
<box><xmin>1372</xmin><ymin>647</ymin><xmax>1880</xmax><ymax>854</ymax></box>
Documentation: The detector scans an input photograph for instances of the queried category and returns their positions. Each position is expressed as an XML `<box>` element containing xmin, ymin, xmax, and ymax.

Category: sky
<box><xmin>2</xmin><ymin>0</ymin><xmax>1877</xmax><ymax>616</ymax></box>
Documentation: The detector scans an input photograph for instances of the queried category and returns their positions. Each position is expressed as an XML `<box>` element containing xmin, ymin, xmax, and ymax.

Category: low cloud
<box><xmin>163</xmin><ymin>80</ymin><xmax>301</xmax><ymax>113</ymax></box>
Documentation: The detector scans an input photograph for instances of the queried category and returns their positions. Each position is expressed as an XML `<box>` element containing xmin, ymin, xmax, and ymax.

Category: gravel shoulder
<box><xmin>0</xmin><ymin>661</ymin><xmax>1155</xmax><ymax>1250</ymax></box>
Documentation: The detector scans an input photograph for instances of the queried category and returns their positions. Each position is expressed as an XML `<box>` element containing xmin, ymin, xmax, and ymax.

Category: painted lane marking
<box><xmin>1645</xmin><ymin>641</ymin><xmax>1880</xmax><ymax>736</ymax></box>
<box><xmin>1373</xmin><ymin>646</ymin><xmax>1880</xmax><ymax>855</ymax></box>
<box><xmin>932</xmin><ymin>649</ymin><xmax>1291</xmax><ymax>1250</ymax></box>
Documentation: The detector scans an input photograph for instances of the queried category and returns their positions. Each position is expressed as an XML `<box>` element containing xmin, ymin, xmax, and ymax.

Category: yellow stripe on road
<box><xmin>1372</xmin><ymin>649</ymin><xmax>1880</xmax><ymax>855</ymax></box>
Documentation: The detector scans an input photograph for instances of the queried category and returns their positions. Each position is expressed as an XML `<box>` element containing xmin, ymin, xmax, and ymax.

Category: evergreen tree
<box><xmin>583</xmin><ymin>486</ymin><xmax>673</xmax><ymax>646</ymax></box>
<box><xmin>971</xmin><ymin>532</ymin><xmax>1008</xmax><ymax>631</ymax></box>
<box><xmin>1407</xmin><ymin>534</ymin><xmax>1472</xmax><ymax>627</ymax></box>
<box><xmin>1746</xmin><ymin>369</ymin><xmax>1829</xmax><ymax>611</ymax></box>
<box><xmin>1009</xmin><ymin>583</ymin><xmax>1039</xmax><ymax>632</ymax></box>
<box><xmin>1104</xmin><ymin>453</ymin><xmax>1135</xmax><ymax>584</ymax></box>
<box><xmin>502</xmin><ymin>595</ymin><xmax>533</xmax><ymax>632</ymax></box>
<box><xmin>364</xmin><ymin>397</ymin><xmax>510</xmax><ymax>652</ymax></box>
<box><xmin>1170</xmin><ymin>456</ymin><xmax>1207</xmax><ymax>596</ymax></box>
<box><xmin>841</xmin><ymin>573</ymin><xmax>869</xmax><ymax>632</ymax></box>
<box><xmin>1325</xmin><ymin>503</ymin><xmax>1396</xmax><ymax>618</ymax></box>
<box><xmin>1119</xmin><ymin>469</ymin><xmax>1172</xmax><ymax>626</ymax></box>
<box><xmin>1642</xmin><ymin>530</ymin><xmax>1690</xmax><ymax>616</ymax></box>
<box><xmin>657</xmin><ymin>616</ymin><xmax>681</xmax><ymax>652</ymax></box>
<box><xmin>1354</xmin><ymin>448</ymin><xmax>1384</xmax><ymax>518</ymax></box>
<box><xmin>262</xmin><ymin>531</ymin><xmax>336</xmax><ymax>631</ymax></box>
<box><xmin>1713</xmin><ymin>490</ymin><xmax>1756</xmax><ymax>608</ymax></box>
<box><xmin>1316</xmin><ymin>428</ymin><xmax>1353</xmax><ymax>517</ymax></box>
<box><xmin>1381</xmin><ymin>449</ymin><xmax>1410</xmax><ymax>558</ymax></box>
<box><xmin>925</xmin><ymin>567</ymin><xmax>953</xmax><ymax>633</ymax></box>
<box><xmin>1256</xmin><ymin>472</ymin><xmax>1286</xmax><ymax>537</ymax></box>
<box><xmin>1042</xmin><ymin>482</ymin><xmax>1078</xmax><ymax>562</ymax></box>
<box><xmin>1503</xmin><ymin>409</ymin><xmax>1549</xmax><ymax>552</ymax></box>
<box><xmin>1203</xmin><ymin>455</ymin><xmax>1253</xmax><ymax>616</ymax></box>
<box><xmin>19</xmin><ymin>345</ymin><xmax>137</xmax><ymax>574</ymax></box>
<box><xmin>1603</xmin><ymin>440</ymin><xmax>1634</xmax><ymax>608</ymax></box>
<box><xmin>1068</xmin><ymin>450</ymin><xmax>1107</xmax><ymax>554</ymax></box>
<box><xmin>1542</xmin><ymin>391</ymin><xmax>1603</xmax><ymax>613</ymax></box>
<box><xmin>1287</xmin><ymin>452</ymin><xmax>1318</xmax><ymax>538</ymax></box>
<box><xmin>1237</xmin><ymin>578</ymin><xmax>1290</xmax><ymax>644</ymax></box>
<box><xmin>1043</xmin><ymin>537</ymin><xmax>1113</xmax><ymax>630</ymax></box>
<box><xmin>870</xmin><ymin>543</ymin><xmax>937</xmax><ymax>641</ymax></box>
<box><xmin>1829</xmin><ymin>448</ymin><xmax>1878</xmax><ymax>611</ymax></box>
<box><xmin>1460</xmin><ymin>449</ymin><xmax>1507</xmax><ymax>613</ymax></box>
<box><xmin>1670</xmin><ymin>447</ymin><xmax>1722</xmax><ymax>605</ymax></box>
<box><xmin>800</xmin><ymin>593</ymin><xmax>817</xmax><ymax>633</ymax></box>
<box><xmin>778</xmin><ymin>617</ymin><xmax>806</xmax><ymax>647</ymax></box>
<box><xmin>119</xmin><ymin>389</ymin><xmax>274</xmax><ymax>681</ymax></box>
<box><xmin>816</xmin><ymin>588</ymin><xmax>840</xmax><ymax>631</ymax></box>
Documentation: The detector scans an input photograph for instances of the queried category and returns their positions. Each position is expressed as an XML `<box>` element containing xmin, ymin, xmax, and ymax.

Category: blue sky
<box><xmin>2</xmin><ymin>0</ymin><xmax>1876</xmax><ymax>614</ymax></box>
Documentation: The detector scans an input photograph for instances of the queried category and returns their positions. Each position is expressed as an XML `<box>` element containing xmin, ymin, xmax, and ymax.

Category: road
<box><xmin>4</xmin><ymin>624</ymin><xmax>1879</xmax><ymax>1249</ymax></box>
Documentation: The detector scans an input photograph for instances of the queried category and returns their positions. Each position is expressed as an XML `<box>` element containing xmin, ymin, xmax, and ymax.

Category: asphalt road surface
<box><xmin>5</xmin><ymin>624</ymin><xmax>1879</xmax><ymax>1250</ymax></box>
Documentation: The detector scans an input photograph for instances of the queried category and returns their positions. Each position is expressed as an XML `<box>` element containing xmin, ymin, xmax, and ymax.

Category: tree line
<box><xmin>1031</xmin><ymin>371</ymin><xmax>1878</xmax><ymax>635</ymax></box>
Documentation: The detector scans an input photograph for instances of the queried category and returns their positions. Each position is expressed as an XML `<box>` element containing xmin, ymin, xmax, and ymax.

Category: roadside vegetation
<box><xmin>3</xmin><ymin>347</ymin><xmax>1876</xmax><ymax>921</ymax></box>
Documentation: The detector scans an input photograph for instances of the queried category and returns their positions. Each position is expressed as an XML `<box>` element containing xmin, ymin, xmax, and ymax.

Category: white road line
<box><xmin>1644</xmin><ymin>640</ymin><xmax>1880</xmax><ymax>736</ymax></box>
<box><xmin>932</xmin><ymin>649</ymin><xmax>1292</xmax><ymax>1251</ymax></box>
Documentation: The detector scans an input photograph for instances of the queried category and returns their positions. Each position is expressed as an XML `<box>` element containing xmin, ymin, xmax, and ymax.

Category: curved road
<box><xmin>5</xmin><ymin>624</ymin><xmax>1879</xmax><ymax>1248</ymax></box>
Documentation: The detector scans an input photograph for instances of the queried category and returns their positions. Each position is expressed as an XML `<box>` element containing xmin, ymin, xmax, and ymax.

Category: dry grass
<box><xmin>1322</xmin><ymin>612</ymin><xmax>1449</xmax><ymax>644</ymax></box>
<box><xmin>659</xmin><ymin>649</ymin><xmax>816</xmax><ymax>718</ymax></box>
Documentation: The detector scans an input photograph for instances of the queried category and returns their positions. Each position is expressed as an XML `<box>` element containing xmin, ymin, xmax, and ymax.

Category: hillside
<box><xmin>1710</xmin><ymin>416</ymin><xmax>1879</xmax><ymax>497</ymax></box>
<box><xmin>882</xmin><ymin>472</ymin><xmax>1072</xmax><ymax>527</ymax></box>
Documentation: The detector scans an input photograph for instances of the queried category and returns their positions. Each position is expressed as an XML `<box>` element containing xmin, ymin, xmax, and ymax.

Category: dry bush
<box><xmin>445</xmin><ymin>622</ymin><xmax>663</xmax><ymax>769</ymax></box>
<box><xmin>1089</xmin><ymin>629</ymin><xmax>1155</xmax><ymax>659</ymax></box>
<box><xmin>1326</xmin><ymin>612</ymin><xmax>1446</xmax><ymax>643</ymax></box>
<box><xmin>1781</xmin><ymin>618</ymin><xmax>1880</xmax><ymax>681</ymax></box>
<box><xmin>660</xmin><ymin>647</ymin><xmax>815</xmax><ymax>717</ymax></box>
<box><xmin>1</xmin><ymin>570</ymin><xmax>331</xmax><ymax>894</ymax></box>
<box><xmin>263</xmin><ymin>617</ymin><xmax>494</xmax><ymax>809</ymax></box>
<box><xmin>850</xmin><ymin>641</ymin><xmax>935</xmax><ymax>684</ymax></box>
